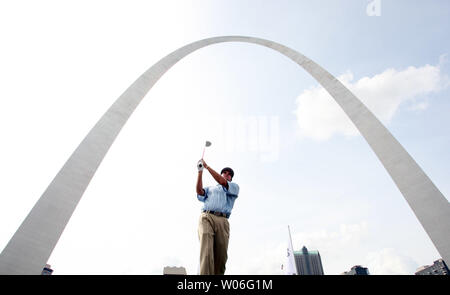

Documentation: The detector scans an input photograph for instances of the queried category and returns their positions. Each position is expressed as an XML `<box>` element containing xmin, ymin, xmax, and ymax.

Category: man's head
<box><xmin>221</xmin><ymin>167</ymin><xmax>234</xmax><ymax>182</ymax></box>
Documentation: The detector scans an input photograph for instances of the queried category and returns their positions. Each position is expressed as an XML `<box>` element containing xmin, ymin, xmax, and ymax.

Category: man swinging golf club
<box><xmin>196</xmin><ymin>141</ymin><xmax>239</xmax><ymax>275</ymax></box>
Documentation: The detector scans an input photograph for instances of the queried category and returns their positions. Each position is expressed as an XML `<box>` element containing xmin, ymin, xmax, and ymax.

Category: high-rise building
<box><xmin>163</xmin><ymin>266</ymin><xmax>187</xmax><ymax>275</ymax></box>
<box><xmin>415</xmin><ymin>259</ymin><xmax>449</xmax><ymax>275</ymax></box>
<box><xmin>341</xmin><ymin>265</ymin><xmax>370</xmax><ymax>275</ymax></box>
<box><xmin>41</xmin><ymin>264</ymin><xmax>53</xmax><ymax>275</ymax></box>
<box><xmin>294</xmin><ymin>246</ymin><xmax>324</xmax><ymax>275</ymax></box>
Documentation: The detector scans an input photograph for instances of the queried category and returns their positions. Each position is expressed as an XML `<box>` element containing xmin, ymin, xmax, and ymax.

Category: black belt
<box><xmin>203</xmin><ymin>210</ymin><xmax>230</xmax><ymax>219</ymax></box>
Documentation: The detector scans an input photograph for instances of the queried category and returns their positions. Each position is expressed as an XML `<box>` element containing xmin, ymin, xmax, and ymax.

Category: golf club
<box><xmin>201</xmin><ymin>140</ymin><xmax>212</xmax><ymax>159</ymax></box>
<box><xmin>198</xmin><ymin>141</ymin><xmax>212</xmax><ymax>170</ymax></box>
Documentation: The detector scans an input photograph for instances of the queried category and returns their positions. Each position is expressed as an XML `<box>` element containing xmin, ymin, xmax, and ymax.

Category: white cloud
<box><xmin>229</xmin><ymin>222</ymin><xmax>370</xmax><ymax>275</ymax></box>
<box><xmin>294</xmin><ymin>62</ymin><xmax>448</xmax><ymax>140</ymax></box>
<box><xmin>408</xmin><ymin>101</ymin><xmax>429</xmax><ymax>111</ymax></box>
<box><xmin>366</xmin><ymin>248</ymin><xmax>419</xmax><ymax>275</ymax></box>
<box><xmin>290</xmin><ymin>222</ymin><xmax>370</xmax><ymax>275</ymax></box>
<box><xmin>228</xmin><ymin>243</ymin><xmax>286</xmax><ymax>275</ymax></box>
<box><xmin>251</xmin><ymin>223</ymin><xmax>420</xmax><ymax>275</ymax></box>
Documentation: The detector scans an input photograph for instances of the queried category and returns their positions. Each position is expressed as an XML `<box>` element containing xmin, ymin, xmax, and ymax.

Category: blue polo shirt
<box><xmin>197</xmin><ymin>181</ymin><xmax>239</xmax><ymax>217</ymax></box>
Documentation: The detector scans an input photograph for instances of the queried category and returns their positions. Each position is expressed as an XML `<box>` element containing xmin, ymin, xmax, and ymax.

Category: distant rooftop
<box><xmin>163</xmin><ymin>266</ymin><xmax>187</xmax><ymax>275</ymax></box>
<box><xmin>294</xmin><ymin>246</ymin><xmax>320</xmax><ymax>255</ymax></box>
<box><xmin>294</xmin><ymin>250</ymin><xmax>319</xmax><ymax>255</ymax></box>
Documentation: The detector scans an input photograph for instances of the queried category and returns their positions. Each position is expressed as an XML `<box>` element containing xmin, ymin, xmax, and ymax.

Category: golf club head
<box><xmin>201</xmin><ymin>141</ymin><xmax>211</xmax><ymax>159</ymax></box>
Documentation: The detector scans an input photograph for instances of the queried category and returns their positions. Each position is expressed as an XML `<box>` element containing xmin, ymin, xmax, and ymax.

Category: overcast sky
<box><xmin>0</xmin><ymin>0</ymin><xmax>449</xmax><ymax>275</ymax></box>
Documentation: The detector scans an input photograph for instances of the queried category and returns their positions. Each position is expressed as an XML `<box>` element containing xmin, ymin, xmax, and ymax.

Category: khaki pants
<box><xmin>198</xmin><ymin>212</ymin><xmax>230</xmax><ymax>275</ymax></box>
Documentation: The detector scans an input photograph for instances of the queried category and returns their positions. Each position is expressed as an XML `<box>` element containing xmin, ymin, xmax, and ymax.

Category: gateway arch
<box><xmin>0</xmin><ymin>36</ymin><xmax>448</xmax><ymax>274</ymax></box>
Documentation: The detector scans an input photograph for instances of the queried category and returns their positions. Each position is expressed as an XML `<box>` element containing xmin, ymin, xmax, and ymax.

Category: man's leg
<box><xmin>198</xmin><ymin>213</ymin><xmax>215</xmax><ymax>275</ymax></box>
<box><xmin>214</xmin><ymin>216</ymin><xmax>230</xmax><ymax>275</ymax></box>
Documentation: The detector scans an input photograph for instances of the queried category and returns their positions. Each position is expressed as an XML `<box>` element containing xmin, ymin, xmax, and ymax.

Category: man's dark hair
<box><xmin>221</xmin><ymin>167</ymin><xmax>234</xmax><ymax>180</ymax></box>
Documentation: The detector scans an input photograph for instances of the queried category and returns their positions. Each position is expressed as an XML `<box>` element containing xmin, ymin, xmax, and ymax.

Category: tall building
<box><xmin>163</xmin><ymin>266</ymin><xmax>187</xmax><ymax>275</ymax></box>
<box><xmin>294</xmin><ymin>246</ymin><xmax>324</xmax><ymax>275</ymax></box>
<box><xmin>41</xmin><ymin>264</ymin><xmax>53</xmax><ymax>275</ymax></box>
<box><xmin>341</xmin><ymin>265</ymin><xmax>370</xmax><ymax>275</ymax></box>
<box><xmin>415</xmin><ymin>259</ymin><xmax>449</xmax><ymax>275</ymax></box>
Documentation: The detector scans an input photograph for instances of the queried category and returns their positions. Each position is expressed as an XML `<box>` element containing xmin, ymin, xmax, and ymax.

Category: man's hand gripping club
<box><xmin>197</xmin><ymin>159</ymin><xmax>228</xmax><ymax>191</ymax></box>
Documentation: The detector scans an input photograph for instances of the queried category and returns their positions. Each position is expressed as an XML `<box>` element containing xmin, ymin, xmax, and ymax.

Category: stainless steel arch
<box><xmin>1</xmin><ymin>36</ymin><xmax>448</xmax><ymax>274</ymax></box>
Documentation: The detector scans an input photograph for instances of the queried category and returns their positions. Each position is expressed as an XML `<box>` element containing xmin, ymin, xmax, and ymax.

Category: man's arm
<box><xmin>203</xmin><ymin>161</ymin><xmax>228</xmax><ymax>190</ymax></box>
<box><xmin>196</xmin><ymin>170</ymin><xmax>206</xmax><ymax>196</ymax></box>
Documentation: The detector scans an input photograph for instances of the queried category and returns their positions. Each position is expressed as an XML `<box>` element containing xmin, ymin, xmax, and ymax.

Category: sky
<box><xmin>0</xmin><ymin>0</ymin><xmax>449</xmax><ymax>275</ymax></box>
